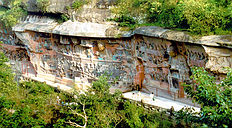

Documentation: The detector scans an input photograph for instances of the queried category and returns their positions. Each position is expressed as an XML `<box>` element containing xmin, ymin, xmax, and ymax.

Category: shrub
<box><xmin>0</xmin><ymin>3</ymin><xmax>27</xmax><ymax>28</ymax></box>
<box><xmin>113</xmin><ymin>0</ymin><xmax>232</xmax><ymax>35</ymax></box>
<box><xmin>110</xmin><ymin>15</ymin><xmax>137</xmax><ymax>28</ymax></box>
<box><xmin>57</xmin><ymin>14</ymin><xmax>70</xmax><ymax>23</ymax></box>
<box><xmin>0</xmin><ymin>51</ymin><xmax>17</xmax><ymax>95</ymax></box>
<box><xmin>183</xmin><ymin>67</ymin><xmax>232</xmax><ymax>127</ymax></box>
<box><xmin>72</xmin><ymin>0</ymin><xmax>89</xmax><ymax>10</ymax></box>
<box><xmin>36</xmin><ymin>0</ymin><xmax>50</xmax><ymax>12</ymax></box>
<box><xmin>147</xmin><ymin>0</ymin><xmax>187</xmax><ymax>28</ymax></box>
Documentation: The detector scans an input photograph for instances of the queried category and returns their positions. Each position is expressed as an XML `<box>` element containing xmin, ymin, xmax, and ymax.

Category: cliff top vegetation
<box><xmin>111</xmin><ymin>0</ymin><xmax>232</xmax><ymax>36</ymax></box>
<box><xmin>1</xmin><ymin>0</ymin><xmax>232</xmax><ymax>36</ymax></box>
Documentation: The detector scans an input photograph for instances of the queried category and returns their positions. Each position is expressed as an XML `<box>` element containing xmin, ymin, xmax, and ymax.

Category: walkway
<box><xmin>123</xmin><ymin>91</ymin><xmax>200</xmax><ymax>112</ymax></box>
<box><xmin>22</xmin><ymin>75</ymin><xmax>74</xmax><ymax>93</ymax></box>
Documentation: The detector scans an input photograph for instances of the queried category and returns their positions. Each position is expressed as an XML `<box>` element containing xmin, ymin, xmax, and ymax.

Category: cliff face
<box><xmin>27</xmin><ymin>0</ymin><xmax>73</xmax><ymax>13</ymax></box>
<box><xmin>0</xmin><ymin>0</ymin><xmax>232</xmax><ymax>98</ymax></box>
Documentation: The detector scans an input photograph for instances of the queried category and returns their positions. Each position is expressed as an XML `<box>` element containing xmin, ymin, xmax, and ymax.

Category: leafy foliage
<box><xmin>0</xmin><ymin>51</ymin><xmax>17</xmax><ymax>95</ymax></box>
<box><xmin>0</xmin><ymin>7</ymin><xmax>8</xmax><ymax>16</ymax></box>
<box><xmin>36</xmin><ymin>0</ymin><xmax>50</xmax><ymax>12</ymax></box>
<box><xmin>55</xmin><ymin>75</ymin><xmax>174</xmax><ymax>128</ymax></box>
<box><xmin>113</xmin><ymin>0</ymin><xmax>232</xmax><ymax>35</ymax></box>
<box><xmin>183</xmin><ymin>67</ymin><xmax>232</xmax><ymax>127</ymax></box>
<box><xmin>0</xmin><ymin>80</ymin><xmax>70</xmax><ymax>127</ymax></box>
<box><xmin>174</xmin><ymin>107</ymin><xmax>201</xmax><ymax>128</ymax></box>
<box><xmin>71</xmin><ymin>0</ymin><xmax>90</xmax><ymax>11</ymax></box>
<box><xmin>110</xmin><ymin>15</ymin><xmax>137</xmax><ymax>28</ymax></box>
<box><xmin>0</xmin><ymin>2</ymin><xmax>27</xmax><ymax>28</ymax></box>
<box><xmin>59</xmin><ymin>14</ymin><xmax>70</xmax><ymax>22</ymax></box>
<box><xmin>111</xmin><ymin>0</ymin><xmax>151</xmax><ymax>29</ymax></box>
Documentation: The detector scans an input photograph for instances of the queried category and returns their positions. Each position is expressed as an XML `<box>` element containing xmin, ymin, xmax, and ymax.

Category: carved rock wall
<box><xmin>203</xmin><ymin>46</ymin><xmax>232</xmax><ymax>74</ymax></box>
<box><xmin>27</xmin><ymin>0</ymin><xmax>73</xmax><ymax>13</ymax></box>
<box><xmin>1</xmin><ymin>15</ymin><xmax>232</xmax><ymax>98</ymax></box>
<box><xmin>14</xmin><ymin>31</ymin><xmax>135</xmax><ymax>86</ymax></box>
<box><xmin>1</xmin><ymin>28</ymin><xmax>209</xmax><ymax>95</ymax></box>
<box><xmin>0</xmin><ymin>25</ymin><xmax>17</xmax><ymax>45</ymax></box>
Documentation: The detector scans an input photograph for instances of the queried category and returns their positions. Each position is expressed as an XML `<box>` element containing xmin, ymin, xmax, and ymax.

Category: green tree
<box><xmin>0</xmin><ymin>2</ymin><xmax>27</xmax><ymax>28</ymax></box>
<box><xmin>0</xmin><ymin>50</ymin><xmax>67</xmax><ymax>127</ymax></box>
<box><xmin>57</xmin><ymin>75</ymin><xmax>174</xmax><ymax>128</ymax></box>
<box><xmin>184</xmin><ymin>67</ymin><xmax>232</xmax><ymax>127</ymax></box>
<box><xmin>113</xmin><ymin>0</ymin><xmax>232</xmax><ymax>35</ymax></box>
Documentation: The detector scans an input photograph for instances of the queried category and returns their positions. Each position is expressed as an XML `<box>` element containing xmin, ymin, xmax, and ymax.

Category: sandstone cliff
<box><xmin>0</xmin><ymin>0</ymin><xmax>232</xmax><ymax>100</ymax></box>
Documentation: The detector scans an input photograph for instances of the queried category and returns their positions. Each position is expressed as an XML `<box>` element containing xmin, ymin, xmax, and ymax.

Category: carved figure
<box><xmin>134</xmin><ymin>58</ymin><xmax>145</xmax><ymax>91</ymax></box>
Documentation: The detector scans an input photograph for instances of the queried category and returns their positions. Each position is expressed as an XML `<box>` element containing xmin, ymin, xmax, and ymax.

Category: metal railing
<box><xmin>145</xmin><ymin>84</ymin><xmax>198</xmax><ymax>107</ymax></box>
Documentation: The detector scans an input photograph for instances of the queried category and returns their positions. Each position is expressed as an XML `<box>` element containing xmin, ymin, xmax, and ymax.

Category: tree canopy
<box><xmin>183</xmin><ymin>67</ymin><xmax>232</xmax><ymax>127</ymax></box>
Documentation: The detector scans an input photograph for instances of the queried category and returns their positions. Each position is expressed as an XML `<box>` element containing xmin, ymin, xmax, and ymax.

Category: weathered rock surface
<box><xmin>96</xmin><ymin>0</ymin><xmax>117</xmax><ymax>8</ymax></box>
<box><xmin>13</xmin><ymin>16</ymin><xmax>58</xmax><ymax>33</ymax></box>
<box><xmin>133</xmin><ymin>26</ymin><xmax>169</xmax><ymax>38</ymax></box>
<box><xmin>26</xmin><ymin>0</ymin><xmax>117</xmax><ymax>18</ymax></box>
<box><xmin>27</xmin><ymin>0</ymin><xmax>73</xmax><ymax>13</ymax></box>
<box><xmin>73</xmin><ymin>6</ymin><xmax>113</xmax><ymax>23</ymax></box>
<box><xmin>203</xmin><ymin>46</ymin><xmax>232</xmax><ymax>73</ymax></box>
<box><xmin>13</xmin><ymin>15</ymin><xmax>198</xmax><ymax>40</ymax></box>
<box><xmin>133</xmin><ymin>26</ymin><xmax>195</xmax><ymax>43</ymax></box>
<box><xmin>198</xmin><ymin>35</ymin><xmax>232</xmax><ymax>48</ymax></box>
<box><xmin>13</xmin><ymin>15</ymin><xmax>120</xmax><ymax>38</ymax></box>
<box><xmin>52</xmin><ymin>21</ymin><xmax>117</xmax><ymax>38</ymax></box>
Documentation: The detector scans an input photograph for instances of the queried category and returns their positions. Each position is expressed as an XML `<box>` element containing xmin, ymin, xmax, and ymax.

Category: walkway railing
<box><xmin>145</xmin><ymin>84</ymin><xmax>198</xmax><ymax>107</ymax></box>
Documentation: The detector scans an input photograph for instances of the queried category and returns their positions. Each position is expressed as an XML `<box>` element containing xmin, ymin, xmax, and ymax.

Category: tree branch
<box><xmin>66</xmin><ymin>104</ymin><xmax>88</xmax><ymax>128</ymax></box>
